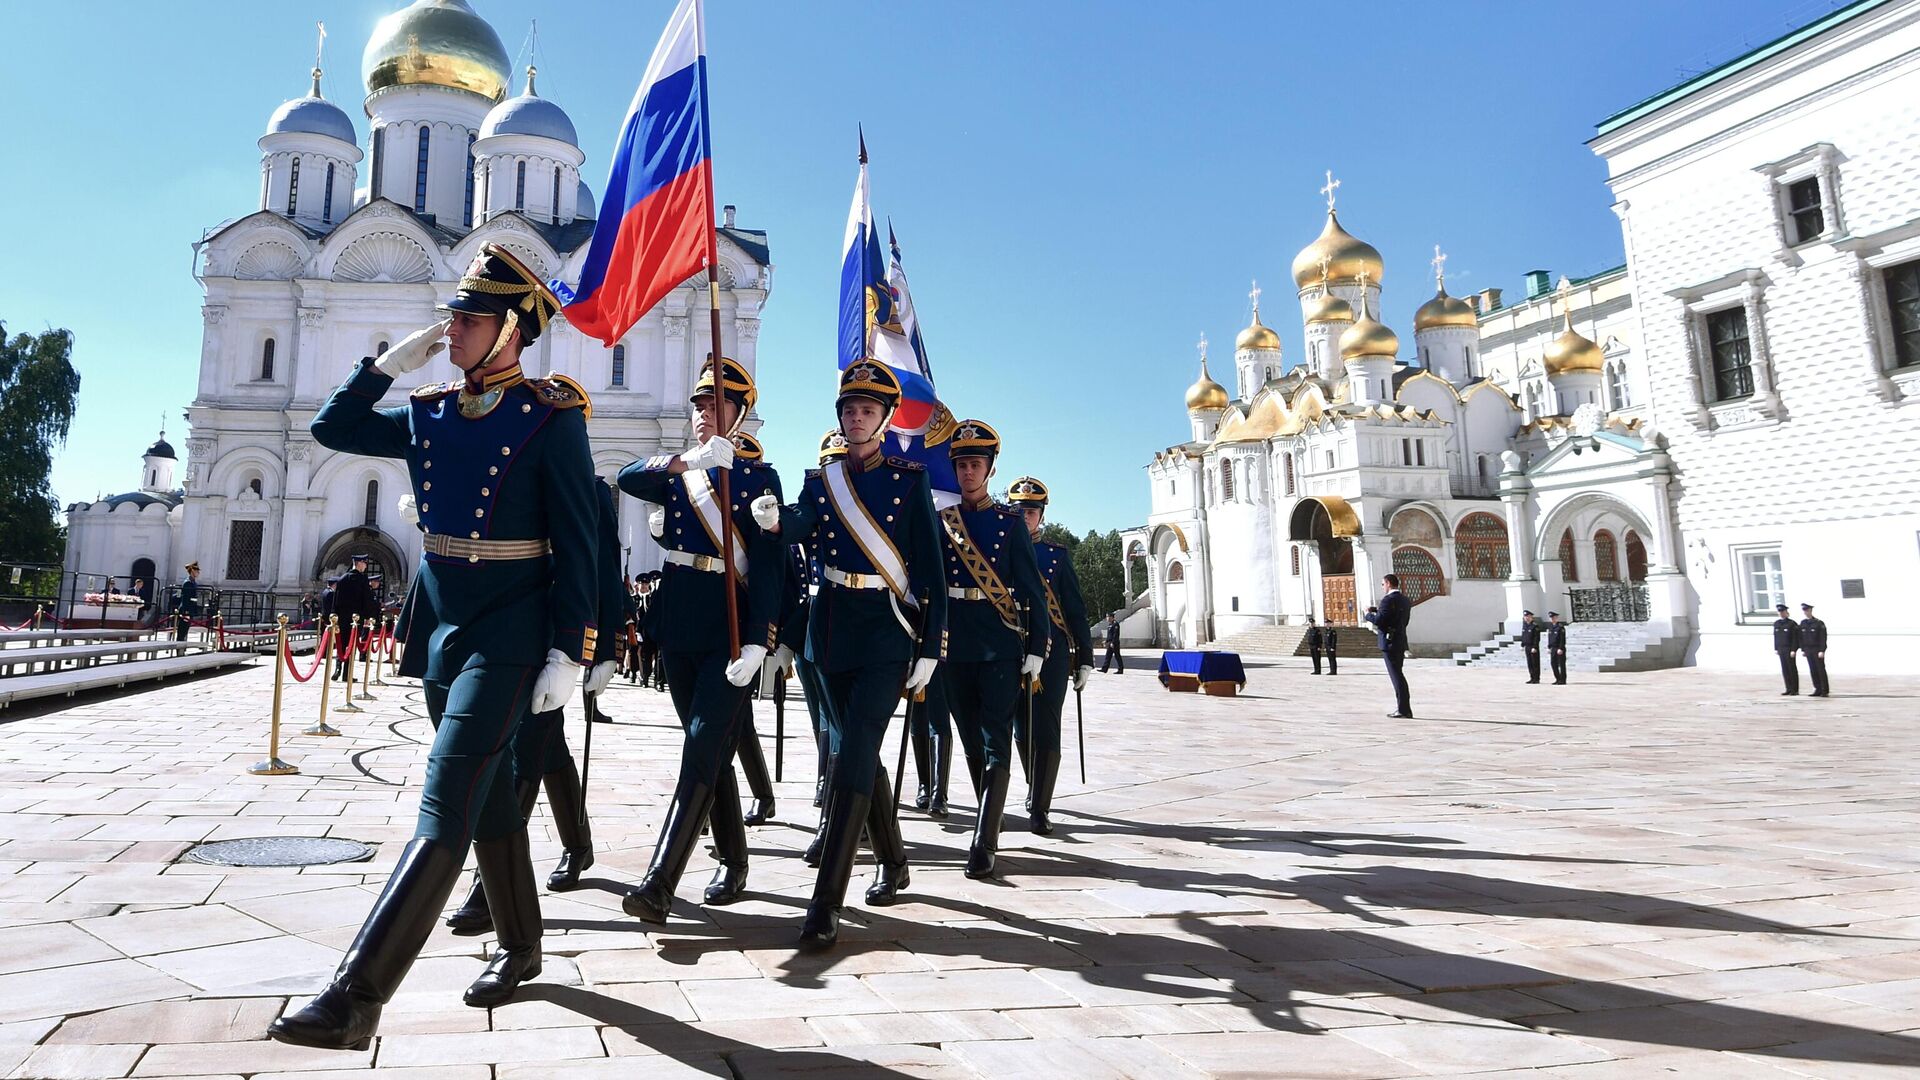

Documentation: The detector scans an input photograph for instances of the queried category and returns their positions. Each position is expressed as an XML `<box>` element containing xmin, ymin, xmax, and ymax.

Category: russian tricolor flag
<box><xmin>557</xmin><ymin>0</ymin><xmax>712</xmax><ymax>348</ymax></box>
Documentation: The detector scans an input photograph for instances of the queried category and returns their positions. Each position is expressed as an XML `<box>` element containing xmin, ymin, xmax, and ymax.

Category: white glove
<box><xmin>374</xmin><ymin>320</ymin><xmax>448</xmax><ymax>378</ymax></box>
<box><xmin>530</xmin><ymin>649</ymin><xmax>582</xmax><ymax>714</ymax></box>
<box><xmin>680</xmin><ymin>436</ymin><xmax>735</xmax><ymax>473</ymax></box>
<box><xmin>904</xmin><ymin>656</ymin><xmax>939</xmax><ymax>693</ymax></box>
<box><xmin>725</xmin><ymin>644</ymin><xmax>768</xmax><ymax>687</ymax></box>
<box><xmin>772</xmin><ymin>644</ymin><xmax>796</xmax><ymax>671</ymax></box>
<box><xmin>647</xmin><ymin>504</ymin><xmax>666</xmax><ymax>538</ymax></box>
<box><xmin>397</xmin><ymin>493</ymin><xmax>419</xmax><ymax>525</ymax></box>
<box><xmin>1074</xmin><ymin>664</ymin><xmax>1093</xmax><ymax>692</ymax></box>
<box><xmin>750</xmin><ymin>494</ymin><xmax>781</xmax><ymax>531</ymax></box>
<box><xmin>1021</xmin><ymin>653</ymin><xmax>1045</xmax><ymax>681</ymax></box>
<box><xmin>584</xmin><ymin>660</ymin><xmax>617</xmax><ymax>694</ymax></box>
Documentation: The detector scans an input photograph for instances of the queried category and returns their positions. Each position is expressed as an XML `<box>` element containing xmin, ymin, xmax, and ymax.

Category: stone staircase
<box><xmin>1454</xmin><ymin>620</ymin><xmax>1683</xmax><ymax>673</ymax></box>
<box><xmin>1208</xmin><ymin>624</ymin><xmax>1307</xmax><ymax>658</ymax></box>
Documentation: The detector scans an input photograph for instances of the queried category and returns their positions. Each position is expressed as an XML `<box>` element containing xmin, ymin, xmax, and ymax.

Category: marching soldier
<box><xmin>1305</xmin><ymin>615</ymin><xmax>1324</xmax><ymax>675</ymax></box>
<box><xmin>1772</xmin><ymin>603</ymin><xmax>1801</xmax><ymax>696</ymax></box>
<box><xmin>617</xmin><ymin>357</ymin><xmax>783</xmax><ymax>923</ymax></box>
<box><xmin>751</xmin><ymin>363</ymin><xmax>946</xmax><ymax>947</ymax></box>
<box><xmin>788</xmin><ymin>430</ymin><xmax>845</xmax><ymax>818</ymax></box>
<box><xmin>1099</xmin><ymin>614</ymin><xmax>1123</xmax><ymax>673</ymax></box>
<box><xmin>1547</xmin><ymin>611</ymin><xmax>1569</xmax><ymax>685</ymax></box>
<box><xmin>1520</xmin><ymin>610</ymin><xmax>1542</xmax><ymax>684</ymax></box>
<box><xmin>1007</xmin><ymin>476</ymin><xmax>1093</xmax><ymax>837</ymax></box>
<box><xmin>730</xmin><ymin>433</ymin><xmax>779</xmax><ymax>827</ymax></box>
<box><xmin>1799</xmin><ymin>602</ymin><xmax>1829</xmax><ymax>697</ymax></box>
<box><xmin>173</xmin><ymin>562</ymin><xmax>201</xmax><ymax>641</ymax></box>
<box><xmin>444</xmin><ymin>481</ymin><xmax>625</xmax><ymax>933</ymax></box>
<box><xmin>936</xmin><ymin>422</ymin><xmax>1048</xmax><ymax>879</ymax></box>
<box><xmin>271</xmin><ymin>244</ymin><xmax>597</xmax><ymax>1048</ymax></box>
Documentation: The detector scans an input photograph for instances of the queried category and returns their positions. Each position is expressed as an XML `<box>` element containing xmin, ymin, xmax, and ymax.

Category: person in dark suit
<box><xmin>1772</xmin><ymin>603</ymin><xmax>1801</xmax><ymax>696</ymax></box>
<box><xmin>1519</xmin><ymin>610</ymin><xmax>1542</xmax><ymax>684</ymax></box>
<box><xmin>173</xmin><ymin>562</ymin><xmax>201</xmax><ymax>641</ymax></box>
<box><xmin>333</xmin><ymin>555</ymin><xmax>380</xmax><ymax>680</ymax></box>
<box><xmin>1364</xmin><ymin>573</ymin><xmax>1413</xmax><ymax>718</ymax></box>
<box><xmin>1798</xmin><ymin>602</ymin><xmax>1829</xmax><ymax>697</ymax></box>
<box><xmin>1547</xmin><ymin>611</ymin><xmax>1569</xmax><ymax>685</ymax></box>
<box><xmin>1099</xmin><ymin>614</ymin><xmax>1123</xmax><ymax>673</ymax></box>
<box><xmin>1323</xmin><ymin>622</ymin><xmax>1338</xmax><ymax>675</ymax></box>
<box><xmin>1305</xmin><ymin>615</ymin><xmax>1323</xmax><ymax>675</ymax></box>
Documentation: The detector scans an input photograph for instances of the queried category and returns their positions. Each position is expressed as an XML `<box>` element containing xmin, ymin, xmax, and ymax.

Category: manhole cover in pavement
<box><xmin>184</xmin><ymin>837</ymin><xmax>376</xmax><ymax>867</ymax></box>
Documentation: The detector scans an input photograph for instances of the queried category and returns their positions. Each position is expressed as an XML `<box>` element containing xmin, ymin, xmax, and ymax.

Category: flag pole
<box><xmin>695</xmin><ymin>0</ymin><xmax>740</xmax><ymax>661</ymax></box>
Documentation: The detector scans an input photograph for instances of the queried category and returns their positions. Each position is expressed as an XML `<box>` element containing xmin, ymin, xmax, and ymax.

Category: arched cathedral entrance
<box><xmin>312</xmin><ymin>527</ymin><xmax>407</xmax><ymax>605</ymax></box>
<box><xmin>1290</xmin><ymin>496</ymin><xmax>1360</xmax><ymax>623</ymax></box>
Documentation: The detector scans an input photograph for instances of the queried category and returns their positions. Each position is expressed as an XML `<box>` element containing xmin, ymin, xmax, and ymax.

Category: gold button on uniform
<box><xmin>469</xmin><ymin>555</ymin><xmax>480</xmax><ymax>564</ymax></box>
<box><xmin>521</xmin><ymin>403</ymin><xmax>532</xmax><ymax>413</ymax></box>
<box><xmin>421</xmin><ymin>503</ymin><xmax>430</xmax><ymax>512</ymax></box>
<box><xmin>470</xmin><ymin>531</ymin><xmax>480</xmax><ymax>539</ymax></box>
<box><xmin>480</xmin><ymin>487</ymin><xmax>490</xmax><ymax>496</ymax></box>
<box><xmin>489</xmin><ymin>466</ymin><xmax>498</xmax><ymax>476</ymax></box>
<box><xmin>422</xmin><ymin>481</ymin><xmax>431</xmax><ymax>491</ymax></box>
<box><xmin>423</xmin><ymin>440</ymin><xmax>431</xmax><ymax>449</ymax></box>
<box><xmin>474</xmin><ymin>508</ymin><xmax>484</xmax><ymax>518</ymax></box>
<box><xmin>501</xmin><ymin>446</ymin><xmax>511</xmax><ymax>456</ymax></box>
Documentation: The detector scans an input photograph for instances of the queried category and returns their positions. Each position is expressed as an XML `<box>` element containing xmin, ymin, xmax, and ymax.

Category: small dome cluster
<box><xmin>479</xmin><ymin>68</ymin><xmax>579</xmax><ymax>145</ymax></box>
<box><xmin>266</xmin><ymin>77</ymin><xmax>356</xmax><ymax>144</ymax></box>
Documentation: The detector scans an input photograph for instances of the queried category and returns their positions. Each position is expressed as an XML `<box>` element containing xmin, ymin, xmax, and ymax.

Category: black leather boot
<box><xmin>267</xmin><ymin>838</ymin><xmax>463</xmax><ymax>1049</ymax></box>
<box><xmin>964</xmin><ymin>764</ymin><xmax>1009</xmax><ymax>880</ymax></box>
<box><xmin>620</xmin><ymin>779</ymin><xmax>715</xmax><ymax>924</ymax></box>
<box><xmin>798</xmin><ymin>786</ymin><xmax>870</xmax><ymax>950</ymax></box>
<box><xmin>703</xmin><ymin>769</ymin><xmax>749</xmax><ymax>905</ymax></box>
<box><xmin>804</xmin><ymin>753</ymin><xmax>835</xmax><ymax>867</ymax></box>
<box><xmin>864</xmin><ymin>768</ymin><xmax>909</xmax><ymax>906</ymax></box>
<box><xmin>541</xmin><ymin>764</ymin><xmax>594</xmax><ymax>891</ymax></box>
<box><xmin>812</xmin><ymin>723</ymin><xmax>830</xmax><ymax>807</ymax></box>
<box><xmin>462</xmin><ymin>829</ymin><xmax>542</xmax><ymax>1008</ymax></box>
<box><xmin>1028</xmin><ymin>751</ymin><xmax>1061</xmax><ymax>836</ymax></box>
<box><xmin>445</xmin><ymin>781</ymin><xmax>538</xmax><ymax>932</ymax></box>
<box><xmin>910</xmin><ymin>723</ymin><xmax>933</xmax><ymax>811</ymax></box>
<box><xmin>928</xmin><ymin>725</ymin><xmax>952</xmax><ymax>819</ymax></box>
<box><xmin>736</xmin><ymin>718</ymin><xmax>776</xmax><ymax>826</ymax></box>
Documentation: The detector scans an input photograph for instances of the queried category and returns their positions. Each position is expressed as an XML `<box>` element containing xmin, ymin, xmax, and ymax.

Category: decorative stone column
<box><xmin>1498</xmin><ymin>449</ymin><xmax>1545</xmax><ymax>628</ymax></box>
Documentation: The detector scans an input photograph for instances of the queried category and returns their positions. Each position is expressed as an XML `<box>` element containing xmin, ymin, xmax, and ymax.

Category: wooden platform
<box><xmin>0</xmin><ymin>641</ymin><xmax>203</xmax><ymax>677</ymax></box>
<box><xmin>0</xmin><ymin>651</ymin><xmax>254</xmax><ymax>708</ymax></box>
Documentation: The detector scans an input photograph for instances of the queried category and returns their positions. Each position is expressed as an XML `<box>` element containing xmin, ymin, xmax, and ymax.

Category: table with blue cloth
<box><xmin>1158</xmin><ymin>650</ymin><xmax>1246</xmax><ymax>696</ymax></box>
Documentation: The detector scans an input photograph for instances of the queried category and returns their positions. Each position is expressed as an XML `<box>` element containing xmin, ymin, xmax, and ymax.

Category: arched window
<box><xmin>1524</xmin><ymin>383</ymin><xmax>1543</xmax><ymax>421</ymax></box>
<box><xmin>1454</xmin><ymin>512</ymin><xmax>1511</xmax><ymax>580</ymax></box>
<box><xmin>1166</xmin><ymin>562</ymin><xmax>1185</xmax><ymax>583</ymax></box>
<box><xmin>1290</xmin><ymin>546</ymin><xmax>1301</xmax><ymax>576</ymax></box>
<box><xmin>463</xmin><ymin>132</ymin><xmax>477</xmax><ymax>227</ymax></box>
<box><xmin>1594</xmin><ymin>529</ymin><xmax>1620</xmax><ymax>582</ymax></box>
<box><xmin>287</xmin><ymin>157</ymin><xmax>300</xmax><ymax>216</ymax></box>
<box><xmin>413</xmin><ymin>127</ymin><xmax>431</xmax><ymax>214</ymax></box>
<box><xmin>323</xmin><ymin>162</ymin><xmax>336</xmax><ymax>223</ymax></box>
<box><xmin>551</xmin><ymin>165</ymin><xmax>562</xmax><ymax>222</ymax></box>
<box><xmin>248</xmin><ymin>478</ymin><xmax>263</xmax><ymax>497</ymax></box>
<box><xmin>1283</xmin><ymin>453</ymin><xmax>1295</xmax><ymax>495</ymax></box>
<box><xmin>1392</xmin><ymin>547</ymin><xmax>1446</xmax><ymax>604</ymax></box>
<box><xmin>364</xmin><ymin>479</ymin><xmax>379</xmax><ymax>527</ymax></box>
<box><xmin>515</xmin><ymin>161</ymin><xmax>527</xmax><ymax>211</ymax></box>
<box><xmin>370</xmin><ymin>127</ymin><xmax>385</xmax><ymax>199</ymax></box>
<box><xmin>1220</xmin><ymin>459</ymin><xmax>1235</xmax><ymax>502</ymax></box>
<box><xmin>1559</xmin><ymin>528</ymin><xmax>1578</xmax><ymax>582</ymax></box>
<box><xmin>611</xmin><ymin>344</ymin><xmax>626</xmax><ymax>388</ymax></box>
<box><xmin>1310</xmin><ymin>341</ymin><xmax>1321</xmax><ymax>367</ymax></box>
<box><xmin>1625</xmin><ymin>531</ymin><xmax>1648</xmax><ymax>582</ymax></box>
<box><xmin>260</xmin><ymin>337</ymin><xmax>276</xmax><ymax>381</ymax></box>
<box><xmin>1607</xmin><ymin>359</ymin><xmax>1631</xmax><ymax>409</ymax></box>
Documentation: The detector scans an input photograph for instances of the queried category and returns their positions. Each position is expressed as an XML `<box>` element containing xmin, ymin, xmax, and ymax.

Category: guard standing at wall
<box><xmin>1772</xmin><ymin>603</ymin><xmax>1801</xmax><ymax>696</ymax></box>
<box><xmin>617</xmin><ymin>357</ymin><xmax>783</xmax><ymax>923</ymax></box>
<box><xmin>334</xmin><ymin>554</ymin><xmax>380</xmax><ymax>678</ymax></box>
<box><xmin>751</xmin><ymin>363</ymin><xmax>946</xmax><ymax>948</ymax></box>
<box><xmin>1007</xmin><ymin>476</ymin><xmax>1093</xmax><ymax>837</ymax></box>
<box><xmin>271</xmin><ymin>244</ymin><xmax>597</xmax><ymax>1048</ymax></box>
<box><xmin>174</xmin><ymin>562</ymin><xmax>202</xmax><ymax>641</ymax></box>
<box><xmin>1322</xmin><ymin>621</ymin><xmax>1338</xmax><ymax>675</ymax></box>
<box><xmin>936</xmin><ymin>422</ymin><xmax>1049</xmax><ymax>879</ymax></box>
<box><xmin>1547</xmin><ymin>611</ymin><xmax>1569</xmax><ymax>685</ymax></box>
<box><xmin>1519</xmin><ymin>610</ymin><xmax>1542</xmax><ymax>684</ymax></box>
<box><xmin>1798</xmin><ymin>602</ymin><xmax>1829</xmax><ymax>697</ymax></box>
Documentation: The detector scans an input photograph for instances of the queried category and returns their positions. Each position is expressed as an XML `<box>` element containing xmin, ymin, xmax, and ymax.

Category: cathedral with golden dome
<box><xmin>64</xmin><ymin>0</ymin><xmax>773</xmax><ymax>610</ymax></box>
<box><xmin>1123</xmin><ymin>179</ymin><xmax>1682</xmax><ymax>667</ymax></box>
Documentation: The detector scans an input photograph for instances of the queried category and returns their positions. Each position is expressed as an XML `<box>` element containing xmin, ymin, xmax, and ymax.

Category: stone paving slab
<box><xmin>2</xmin><ymin>655</ymin><xmax>1919</xmax><ymax>1076</ymax></box>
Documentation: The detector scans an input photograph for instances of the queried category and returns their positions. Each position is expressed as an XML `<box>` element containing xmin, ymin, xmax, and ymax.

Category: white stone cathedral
<box><xmin>1126</xmin><ymin>0</ymin><xmax>1920</xmax><ymax>672</ymax></box>
<box><xmin>64</xmin><ymin>0</ymin><xmax>770</xmax><ymax>612</ymax></box>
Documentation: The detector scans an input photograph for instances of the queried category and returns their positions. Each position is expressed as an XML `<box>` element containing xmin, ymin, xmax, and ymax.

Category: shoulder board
<box><xmin>1037</xmin><ymin>539</ymin><xmax>1064</xmax><ymax>552</ymax></box>
<box><xmin>804</xmin><ymin>468</ymin><xmax>821</xmax><ymax>480</ymax></box>
<box><xmin>885</xmin><ymin>456</ymin><xmax>925</xmax><ymax>472</ymax></box>
<box><xmin>994</xmin><ymin>503</ymin><xmax>1023</xmax><ymax>517</ymax></box>
<box><xmin>410</xmin><ymin>381</ymin><xmax>455</xmax><ymax>400</ymax></box>
<box><xmin>530</xmin><ymin>373</ymin><xmax>592</xmax><ymax>418</ymax></box>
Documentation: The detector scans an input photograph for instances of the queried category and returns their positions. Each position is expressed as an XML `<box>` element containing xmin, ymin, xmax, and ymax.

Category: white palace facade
<box><xmin>1125</xmin><ymin>0</ymin><xmax>1920</xmax><ymax>670</ymax></box>
<box><xmin>64</xmin><ymin>0</ymin><xmax>770</xmax><ymax>611</ymax></box>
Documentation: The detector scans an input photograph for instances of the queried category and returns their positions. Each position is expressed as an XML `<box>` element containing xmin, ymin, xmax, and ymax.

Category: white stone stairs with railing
<box><xmin>1453</xmin><ymin>620</ymin><xmax>1682</xmax><ymax>673</ymax></box>
<box><xmin>1208</xmin><ymin>624</ymin><xmax>1310</xmax><ymax>659</ymax></box>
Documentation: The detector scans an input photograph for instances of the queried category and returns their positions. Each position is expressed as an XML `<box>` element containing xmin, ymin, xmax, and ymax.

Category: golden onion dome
<box><xmin>1292</xmin><ymin>210</ymin><xmax>1384</xmax><ymax>291</ymax></box>
<box><xmin>1307</xmin><ymin>291</ymin><xmax>1354</xmax><ymax>324</ymax></box>
<box><xmin>363</xmin><ymin>0</ymin><xmax>511</xmax><ymax>105</ymax></box>
<box><xmin>1185</xmin><ymin>358</ymin><xmax>1230</xmax><ymax>411</ymax></box>
<box><xmin>1339</xmin><ymin>293</ymin><xmax>1399</xmax><ymax>361</ymax></box>
<box><xmin>1414</xmin><ymin>288</ymin><xmax>1478</xmax><ymax>331</ymax></box>
<box><xmin>1544</xmin><ymin>327</ymin><xmax>1605</xmax><ymax>375</ymax></box>
<box><xmin>1236</xmin><ymin>315</ymin><xmax>1281</xmax><ymax>353</ymax></box>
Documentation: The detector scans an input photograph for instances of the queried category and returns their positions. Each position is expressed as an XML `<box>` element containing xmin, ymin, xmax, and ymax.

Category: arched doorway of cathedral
<box><xmin>1163</xmin><ymin>560</ymin><xmax>1188</xmax><ymax>648</ymax></box>
<box><xmin>1289</xmin><ymin>496</ymin><xmax>1359</xmax><ymax>623</ymax></box>
<box><xmin>1535</xmin><ymin>494</ymin><xmax>1656</xmax><ymax>623</ymax></box>
<box><xmin>129</xmin><ymin>557</ymin><xmax>157</xmax><ymax>619</ymax></box>
<box><xmin>312</xmin><ymin>527</ymin><xmax>408</xmax><ymax>607</ymax></box>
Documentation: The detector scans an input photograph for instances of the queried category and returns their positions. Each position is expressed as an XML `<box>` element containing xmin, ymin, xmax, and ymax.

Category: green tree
<box><xmin>0</xmin><ymin>322</ymin><xmax>82</xmax><ymax>563</ymax></box>
<box><xmin>1070</xmin><ymin>529</ymin><xmax>1129</xmax><ymax>622</ymax></box>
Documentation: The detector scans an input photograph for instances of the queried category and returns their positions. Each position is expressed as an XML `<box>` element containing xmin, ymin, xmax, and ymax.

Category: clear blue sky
<box><xmin>2</xmin><ymin>0</ymin><xmax>1840</xmax><ymax>536</ymax></box>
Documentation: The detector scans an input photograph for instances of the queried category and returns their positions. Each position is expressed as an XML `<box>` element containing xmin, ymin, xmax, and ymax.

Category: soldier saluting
<box><xmin>1007</xmin><ymin>476</ymin><xmax>1093</xmax><ymax>837</ymax></box>
<box><xmin>752</xmin><ymin>363</ymin><xmax>946</xmax><ymax>948</ymax></box>
<box><xmin>618</xmin><ymin>358</ymin><xmax>784</xmax><ymax>923</ymax></box>
<box><xmin>271</xmin><ymin>244</ymin><xmax>599</xmax><ymax>1048</ymax></box>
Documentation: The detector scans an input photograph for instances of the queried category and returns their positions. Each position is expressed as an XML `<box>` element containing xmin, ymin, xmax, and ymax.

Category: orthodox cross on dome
<box><xmin>1196</xmin><ymin>332</ymin><xmax>1209</xmax><ymax>363</ymax></box>
<box><xmin>526</xmin><ymin>63</ymin><xmax>538</xmax><ymax>95</ymax></box>
<box><xmin>1555</xmin><ymin>275</ymin><xmax>1575</xmax><ymax>330</ymax></box>
<box><xmin>311</xmin><ymin>21</ymin><xmax>326</xmax><ymax>96</ymax></box>
<box><xmin>1320</xmin><ymin>170</ymin><xmax>1341</xmax><ymax>211</ymax></box>
<box><xmin>1248</xmin><ymin>280</ymin><xmax>1262</xmax><ymax>318</ymax></box>
<box><xmin>1354</xmin><ymin>270</ymin><xmax>1373</xmax><ymax>317</ymax></box>
<box><xmin>1432</xmin><ymin>245</ymin><xmax>1448</xmax><ymax>291</ymax></box>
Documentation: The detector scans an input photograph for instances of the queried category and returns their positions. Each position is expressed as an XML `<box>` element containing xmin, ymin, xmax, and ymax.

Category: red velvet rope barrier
<box><xmin>281</xmin><ymin>627</ymin><xmax>332</xmax><ymax>683</ymax></box>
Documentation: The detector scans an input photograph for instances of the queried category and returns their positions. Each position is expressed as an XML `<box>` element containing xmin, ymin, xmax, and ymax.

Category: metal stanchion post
<box><xmin>31</xmin><ymin>604</ymin><xmax>43</xmax><ymax>632</ymax></box>
<box><xmin>308</xmin><ymin>616</ymin><xmax>345</xmax><ymax>734</ymax></box>
<box><xmin>214</xmin><ymin>613</ymin><xmax>224</xmax><ymax>652</ymax></box>
<box><xmin>336</xmin><ymin>615</ymin><xmax>365</xmax><ymax>712</ymax></box>
<box><xmin>371</xmin><ymin>615</ymin><xmax>390</xmax><ymax>686</ymax></box>
<box><xmin>249</xmin><ymin>616</ymin><xmax>299</xmax><ymax>775</ymax></box>
<box><xmin>355</xmin><ymin>614</ymin><xmax>377</xmax><ymax>701</ymax></box>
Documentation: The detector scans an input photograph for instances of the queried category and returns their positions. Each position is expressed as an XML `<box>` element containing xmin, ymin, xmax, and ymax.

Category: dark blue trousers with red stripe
<box><xmin>418</xmin><ymin>664</ymin><xmax>537</xmax><ymax>847</ymax></box>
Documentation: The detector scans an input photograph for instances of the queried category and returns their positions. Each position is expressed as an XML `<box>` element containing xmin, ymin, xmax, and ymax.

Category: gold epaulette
<box><xmin>885</xmin><ymin>456</ymin><xmax>925</xmax><ymax>472</ymax></box>
<box><xmin>531</xmin><ymin>372</ymin><xmax>592</xmax><ymax>418</ymax></box>
<box><xmin>410</xmin><ymin>381</ymin><xmax>455</xmax><ymax>401</ymax></box>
